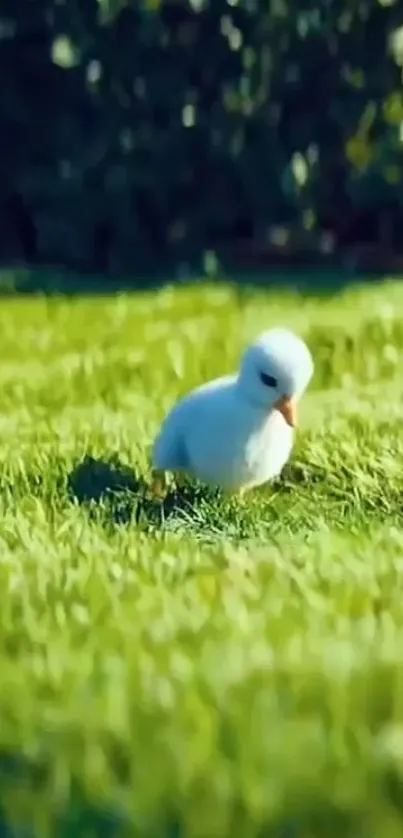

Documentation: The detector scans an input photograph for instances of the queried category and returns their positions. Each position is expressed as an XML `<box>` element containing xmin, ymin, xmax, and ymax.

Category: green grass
<box><xmin>1</xmin><ymin>276</ymin><xmax>403</xmax><ymax>836</ymax></box>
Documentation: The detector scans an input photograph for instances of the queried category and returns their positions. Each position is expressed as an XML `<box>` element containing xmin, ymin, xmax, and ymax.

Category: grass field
<box><xmin>1</xmin><ymin>275</ymin><xmax>403</xmax><ymax>836</ymax></box>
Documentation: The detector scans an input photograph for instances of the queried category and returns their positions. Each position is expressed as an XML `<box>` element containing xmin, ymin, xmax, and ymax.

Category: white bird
<box><xmin>151</xmin><ymin>328</ymin><xmax>313</xmax><ymax>498</ymax></box>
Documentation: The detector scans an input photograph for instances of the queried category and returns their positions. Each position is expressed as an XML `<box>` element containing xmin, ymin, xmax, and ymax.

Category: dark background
<box><xmin>2</xmin><ymin>0</ymin><xmax>403</xmax><ymax>285</ymax></box>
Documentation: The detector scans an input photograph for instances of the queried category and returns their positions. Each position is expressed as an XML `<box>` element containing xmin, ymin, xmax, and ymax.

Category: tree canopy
<box><xmin>1</xmin><ymin>0</ymin><xmax>403</xmax><ymax>278</ymax></box>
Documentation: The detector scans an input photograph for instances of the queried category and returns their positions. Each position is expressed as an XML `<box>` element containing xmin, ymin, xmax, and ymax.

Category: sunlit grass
<box><xmin>1</xmin><ymin>276</ymin><xmax>403</xmax><ymax>836</ymax></box>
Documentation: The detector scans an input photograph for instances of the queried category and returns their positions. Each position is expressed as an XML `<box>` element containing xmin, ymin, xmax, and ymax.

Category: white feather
<box><xmin>152</xmin><ymin>328</ymin><xmax>313</xmax><ymax>492</ymax></box>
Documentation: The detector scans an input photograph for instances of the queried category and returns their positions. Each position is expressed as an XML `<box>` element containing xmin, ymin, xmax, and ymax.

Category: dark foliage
<box><xmin>2</xmin><ymin>0</ymin><xmax>403</xmax><ymax>281</ymax></box>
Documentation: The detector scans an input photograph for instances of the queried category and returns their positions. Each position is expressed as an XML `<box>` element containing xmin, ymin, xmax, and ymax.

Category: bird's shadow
<box><xmin>66</xmin><ymin>455</ymin><xmax>328</xmax><ymax>536</ymax></box>
<box><xmin>66</xmin><ymin>455</ymin><xmax>216</xmax><ymax>528</ymax></box>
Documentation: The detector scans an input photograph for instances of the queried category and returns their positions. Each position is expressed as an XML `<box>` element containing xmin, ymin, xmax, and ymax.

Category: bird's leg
<box><xmin>238</xmin><ymin>484</ymin><xmax>256</xmax><ymax>506</ymax></box>
<box><xmin>149</xmin><ymin>468</ymin><xmax>170</xmax><ymax>500</ymax></box>
<box><xmin>172</xmin><ymin>470</ymin><xmax>187</xmax><ymax>492</ymax></box>
<box><xmin>149</xmin><ymin>469</ymin><xmax>188</xmax><ymax>500</ymax></box>
<box><xmin>223</xmin><ymin>485</ymin><xmax>247</xmax><ymax>504</ymax></box>
<box><xmin>238</xmin><ymin>486</ymin><xmax>247</xmax><ymax>505</ymax></box>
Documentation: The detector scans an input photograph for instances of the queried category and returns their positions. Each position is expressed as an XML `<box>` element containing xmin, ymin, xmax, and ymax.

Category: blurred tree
<box><xmin>1</xmin><ymin>0</ymin><xmax>403</xmax><ymax>279</ymax></box>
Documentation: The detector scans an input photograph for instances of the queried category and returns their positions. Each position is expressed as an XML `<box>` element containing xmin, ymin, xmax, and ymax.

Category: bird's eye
<box><xmin>260</xmin><ymin>372</ymin><xmax>278</xmax><ymax>388</ymax></box>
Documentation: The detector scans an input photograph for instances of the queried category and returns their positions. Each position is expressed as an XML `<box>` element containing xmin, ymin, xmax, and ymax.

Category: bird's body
<box><xmin>153</xmin><ymin>374</ymin><xmax>293</xmax><ymax>491</ymax></box>
<box><xmin>152</xmin><ymin>328</ymin><xmax>313</xmax><ymax>497</ymax></box>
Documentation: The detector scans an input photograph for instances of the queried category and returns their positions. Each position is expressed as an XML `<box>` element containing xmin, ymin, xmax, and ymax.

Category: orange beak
<box><xmin>274</xmin><ymin>394</ymin><xmax>297</xmax><ymax>427</ymax></box>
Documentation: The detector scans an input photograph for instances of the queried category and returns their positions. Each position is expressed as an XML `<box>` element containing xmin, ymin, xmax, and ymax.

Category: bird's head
<box><xmin>237</xmin><ymin>327</ymin><xmax>314</xmax><ymax>427</ymax></box>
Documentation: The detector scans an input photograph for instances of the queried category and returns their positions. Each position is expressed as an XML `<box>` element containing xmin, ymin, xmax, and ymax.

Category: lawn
<box><xmin>1</xmin><ymin>276</ymin><xmax>403</xmax><ymax>837</ymax></box>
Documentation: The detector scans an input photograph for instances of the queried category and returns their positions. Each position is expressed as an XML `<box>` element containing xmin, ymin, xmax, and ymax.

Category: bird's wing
<box><xmin>152</xmin><ymin>403</ymin><xmax>188</xmax><ymax>471</ymax></box>
<box><xmin>152</xmin><ymin>377</ymin><xmax>233</xmax><ymax>473</ymax></box>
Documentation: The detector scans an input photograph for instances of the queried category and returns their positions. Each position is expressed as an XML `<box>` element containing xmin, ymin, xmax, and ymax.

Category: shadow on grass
<box><xmin>66</xmin><ymin>455</ymin><xmax>328</xmax><ymax>542</ymax></box>
<box><xmin>0</xmin><ymin>748</ymin><xmax>305</xmax><ymax>837</ymax></box>
<box><xmin>0</xmin><ymin>750</ymin><xmax>128</xmax><ymax>836</ymax></box>
<box><xmin>0</xmin><ymin>741</ymin><xmax>397</xmax><ymax>838</ymax></box>
<box><xmin>66</xmin><ymin>455</ymin><xmax>217</xmax><ymax>529</ymax></box>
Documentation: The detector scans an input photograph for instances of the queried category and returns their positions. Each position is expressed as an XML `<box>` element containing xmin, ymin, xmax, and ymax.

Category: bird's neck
<box><xmin>235</xmin><ymin>377</ymin><xmax>277</xmax><ymax>414</ymax></box>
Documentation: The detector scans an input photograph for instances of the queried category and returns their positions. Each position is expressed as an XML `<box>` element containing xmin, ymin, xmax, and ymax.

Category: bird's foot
<box><xmin>149</xmin><ymin>469</ymin><xmax>186</xmax><ymax>501</ymax></box>
<box><xmin>172</xmin><ymin>471</ymin><xmax>187</xmax><ymax>492</ymax></box>
<box><xmin>149</xmin><ymin>468</ymin><xmax>170</xmax><ymax>500</ymax></box>
<box><xmin>238</xmin><ymin>487</ymin><xmax>246</xmax><ymax>505</ymax></box>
